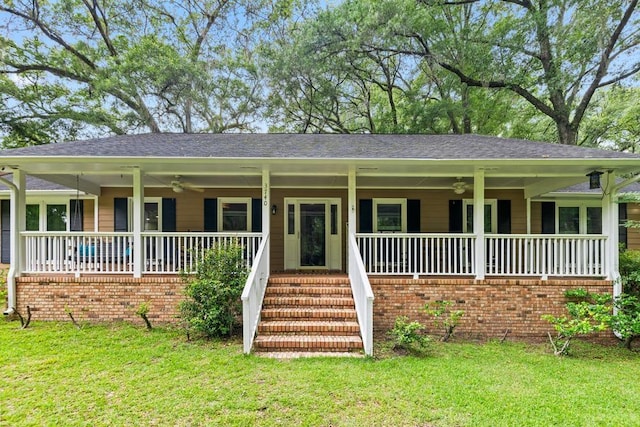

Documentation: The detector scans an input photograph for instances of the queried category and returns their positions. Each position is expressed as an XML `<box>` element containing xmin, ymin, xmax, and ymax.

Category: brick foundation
<box><xmin>370</xmin><ymin>277</ymin><xmax>613</xmax><ymax>340</ymax></box>
<box><xmin>14</xmin><ymin>275</ymin><xmax>614</xmax><ymax>341</ymax></box>
<box><xmin>15</xmin><ymin>275</ymin><xmax>184</xmax><ymax>325</ymax></box>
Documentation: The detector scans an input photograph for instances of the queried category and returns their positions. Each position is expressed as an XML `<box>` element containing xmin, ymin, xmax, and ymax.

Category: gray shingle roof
<box><xmin>2</xmin><ymin>133</ymin><xmax>639</xmax><ymax>160</ymax></box>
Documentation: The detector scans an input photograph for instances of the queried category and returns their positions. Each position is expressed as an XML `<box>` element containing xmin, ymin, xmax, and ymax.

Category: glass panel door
<box><xmin>299</xmin><ymin>203</ymin><xmax>326</xmax><ymax>267</ymax></box>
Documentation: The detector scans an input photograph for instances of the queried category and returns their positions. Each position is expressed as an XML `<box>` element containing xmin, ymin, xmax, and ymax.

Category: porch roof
<box><xmin>2</xmin><ymin>133</ymin><xmax>639</xmax><ymax>160</ymax></box>
<box><xmin>1</xmin><ymin>134</ymin><xmax>639</xmax><ymax>198</ymax></box>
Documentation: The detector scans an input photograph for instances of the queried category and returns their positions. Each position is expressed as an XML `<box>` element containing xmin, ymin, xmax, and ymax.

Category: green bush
<box><xmin>387</xmin><ymin>316</ymin><xmax>430</xmax><ymax>354</ymax></box>
<box><xmin>619</xmin><ymin>248</ymin><xmax>640</xmax><ymax>296</ymax></box>
<box><xmin>610</xmin><ymin>294</ymin><xmax>640</xmax><ymax>350</ymax></box>
<box><xmin>0</xmin><ymin>269</ymin><xmax>7</xmax><ymax>309</ymax></box>
<box><xmin>543</xmin><ymin>290</ymin><xmax>612</xmax><ymax>356</ymax></box>
<box><xmin>179</xmin><ymin>243</ymin><xmax>249</xmax><ymax>338</ymax></box>
<box><xmin>424</xmin><ymin>300</ymin><xmax>464</xmax><ymax>342</ymax></box>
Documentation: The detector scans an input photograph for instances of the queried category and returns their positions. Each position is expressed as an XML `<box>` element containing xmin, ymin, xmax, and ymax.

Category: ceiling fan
<box><xmin>171</xmin><ymin>176</ymin><xmax>204</xmax><ymax>193</ymax></box>
<box><xmin>452</xmin><ymin>177</ymin><xmax>471</xmax><ymax>195</ymax></box>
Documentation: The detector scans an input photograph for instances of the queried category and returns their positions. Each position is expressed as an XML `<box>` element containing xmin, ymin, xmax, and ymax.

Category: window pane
<box><xmin>466</xmin><ymin>204</ymin><xmax>493</xmax><ymax>233</ymax></box>
<box><xmin>46</xmin><ymin>204</ymin><xmax>67</xmax><ymax>231</ymax></box>
<box><xmin>377</xmin><ymin>204</ymin><xmax>402</xmax><ymax>232</ymax></box>
<box><xmin>559</xmin><ymin>207</ymin><xmax>579</xmax><ymax>234</ymax></box>
<box><xmin>287</xmin><ymin>204</ymin><xmax>295</xmax><ymax>235</ymax></box>
<box><xmin>222</xmin><ymin>202</ymin><xmax>248</xmax><ymax>231</ymax></box>
<box><xmin>331</xmin><ymin>204</ymin><xmax>338</xmax><ymax>235</ymax></box>
<box><xmin>144</xmin><ymin>202</ymin><xmax>159</xmax><ymax>231</ymax></box>
<box><xmin>26</xmin><ymin>204</ymin><xmax>40</xmax><ymax>231</ymax></box>
<box><xmin>484</xmin><ymin>204</ymin><xmax>492</xmax><ymax>233</ymax></box>
<box><xmin>587</xmin><ymin>207</ymin><xmax>602</xmax><ymax>234</ymax></box>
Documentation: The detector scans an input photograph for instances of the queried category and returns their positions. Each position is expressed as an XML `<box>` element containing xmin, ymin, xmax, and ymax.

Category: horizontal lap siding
<box><xmin>627</xmin><ymin>203</ymin><xmax>640</xmax><ymax>250</ymax></box>
<box><xmin>98</xmin><ymin>187</ymin><xmax>260</xmax><ymax>232</ymax></box>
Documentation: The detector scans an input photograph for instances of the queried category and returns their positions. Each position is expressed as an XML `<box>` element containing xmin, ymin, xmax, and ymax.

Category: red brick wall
<box><xmin>15</xmin><ymin>276</ymin><xmax>184</xmax><ymax>325</ymax></box>
<box><xmin>15</xmin><ymin>275</ymin><xmax>613</xmax><ymax>341</ymax></box>
<box><xmin>370</xmin><ymin>277</ymin><xmax>613</xmax><ymax>340</ymax></box>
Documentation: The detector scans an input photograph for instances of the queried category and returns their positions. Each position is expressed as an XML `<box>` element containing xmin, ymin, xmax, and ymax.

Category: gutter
<box><xmin>0</xmin><ymin>176</ymin><xmax>16</xmax><ymax>315</ymax></box>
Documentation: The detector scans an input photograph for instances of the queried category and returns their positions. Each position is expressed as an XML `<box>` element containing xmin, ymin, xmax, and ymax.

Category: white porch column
<box><xmin>602</xmin><ymin>171</ymin><xmax>619</xmax><ymax>285</ymax></box>
<box><xmin>474</xmin><ymin>169</ymin><xmax>485</xmax><ymax>280</ymax></box>
<box><xmin>262</xmin><ymin>168</ymin><xmax>270</xmax><ymax>238</ymax></box>
<box><xmin>13</xmin><ymin>170</ymin><xmax>26</xmax><ymax>277</ymax></box>
<box><xmin>348</xmin><ymin>167</ymin><xmax>356</xmax><ymax>236</ymax></box>
<box><xmin>261</xmin><ymin>168</ymin><xmax>270</xmax><ymax>269</ymax></box>
<box><xmin>132</xmin><ymin>168</ymin><xmax>144</xmax><ymax>278</ymax></box>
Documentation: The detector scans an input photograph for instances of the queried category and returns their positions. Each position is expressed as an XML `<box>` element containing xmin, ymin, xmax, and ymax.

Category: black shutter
<box><xmin>359</xmin><ymin>199</ymin><xmax>373</xmax><ymax>233</ymax></box>
<box><xmin>497</xmin><ymin>200</ymin><xmax>511</xmax><ymax>234</ymax></box>
<box><xmin>162</xmin><ymin>198</ymin><xmax>177</xmax><ymax>232</ymax></box>
<box><xmin>114</xmin><ymin>198</ymin><xmax>128</xmax><ymax>232</ymax></box>
<box><xmin>1</xmin><ymin>200</ymin><xmax>10</xmax><ymax>264</ymax></box>
<box><xmin>204</xmin><ymin>198</ymin><xmax>218</xmax><ymax>232</ymax></box>
<box><xmin>449</xmin><ymin>200</ymin><xmax>463</xmax><ymax>233</ymax></box>
<box><xmin>69</xmin><ymin>199</ymin><xmax>84</xmax><ymax>232</ymax></box>
<box><xmin>619</xmin><ymin>203</ymin><xmax>628</xmax><ymax>248</ymax></box>
<box><xmin>252</xmin><ymin>198</ymin><xmax>262</xmax><ymax>232</ymax></box>
<box><xmin>541</xmin><ymin>202</ymin><xmax>555</xmax><ymax>234</ymax></box>
<box><xmin>407</xmin><ymin>199</ymin><xmax>421</xmax><ymax>233</ymax></box>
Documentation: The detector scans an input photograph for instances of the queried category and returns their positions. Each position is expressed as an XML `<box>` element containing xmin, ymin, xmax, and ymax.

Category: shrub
<box><xmin>387</xmin><ymin>316</ymin><xmax>430</xmax><ymax>354</ymax></box>
<box><xmin>179</xmin><ymin>243</ymin><xmax>249</xmax><ymax>338</ymax></box>
<box><xmin>136</xmin><ymin>302</ymin><xmax>152</xmax><ymax>331</ymax></box>
<box><xmin>619</xmin><ymin>248</ymin><xmax>640</xmax><ymax>296</ymax></box>
<box><xmin>543</xmin><ymin>289</ymin><xmax>611</xmax><ymax>356</ymax></box>
<box><xmin>0</xmin><ymin>269</ymin><xmax>7</xmax><ymax>309</ymax></box>
<box><xmin>424</xmin><ymin>300</ymin><xmax>464</xmax><ymax>342</ymax></box>
<box><xmin>610</xmin><ymin>293</ymin><xmax>640</xmax><ymax>350</ymax></box>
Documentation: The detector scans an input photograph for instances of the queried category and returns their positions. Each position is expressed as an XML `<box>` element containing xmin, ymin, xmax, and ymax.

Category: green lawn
<box><xmin>1</xmin><ymin>321</ymin><xmax>638</xmax><ymax>427</ymax></box>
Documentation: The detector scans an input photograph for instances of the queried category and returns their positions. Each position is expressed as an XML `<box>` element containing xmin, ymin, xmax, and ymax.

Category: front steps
<box><xmin>254</xmin><ymin>276</ymin><xmax>364</xmax><ymax>356</ymax></box>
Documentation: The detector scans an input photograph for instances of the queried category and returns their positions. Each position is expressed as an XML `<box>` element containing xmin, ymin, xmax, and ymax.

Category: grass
<box><xmin>1</xmin><ymin>321</ymin><xmax>639</xmax><ymax>426</ymax></box>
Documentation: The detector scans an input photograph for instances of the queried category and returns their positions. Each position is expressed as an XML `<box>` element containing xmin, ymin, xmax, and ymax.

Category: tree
<box><xmin>0</xmin><ymin>0</ymin><xmax>290</xmax><ymax>145</ymax></box>
<box><xmin>261</xmin><ymin>0</ymin><xmax>520</xmax><ymax>134</ymax></box>
<box><xmin>399</xmin><ymin>0</ymin><xmax>640</xmax><ymax>145</ymax></box>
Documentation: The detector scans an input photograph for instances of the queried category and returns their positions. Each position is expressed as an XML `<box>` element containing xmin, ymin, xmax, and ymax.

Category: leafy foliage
<box><xmin>543</xmin><ymin>290</ymin><xmax>612</xmax><ymax>356</ymax></box>
<box><xmin>610</xmin><ymin>294</ymin><xmax>640</xmax><ymax>350</ymax></box>
<box><xmin>619</xmin><ymin>248</ymin><xmax>640</xmax><ymax>296</ymax></box>
<box><xmin>424</xmin><ymin>300</ymin><xmax>464</xmax><ymax>342</ymax></box>
<box><xmin>387</xmin><ymin>316</ymin><xmax>430</xmax><ymax>354</ymax></box>
<box><xmin>179</xmin><ymin>243</ymin><xmax>249</xmax><ymax>338</ymax></box>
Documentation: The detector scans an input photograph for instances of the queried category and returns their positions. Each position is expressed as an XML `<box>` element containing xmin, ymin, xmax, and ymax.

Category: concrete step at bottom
<box><xmin>254</xmin><ymin>334</ymin><xmax>364</xmax><ymax>352</ymax></box>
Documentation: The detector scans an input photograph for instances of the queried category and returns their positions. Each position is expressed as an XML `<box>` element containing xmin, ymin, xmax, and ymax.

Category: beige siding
<box><xmin>98</xmin><ymin>187</ymin><xmax>260</xmax><ymax>232</ymax></box>
<box><xmin>627</xmin><ymin>203</ymin><xmax>640</xmax><ymax>250</ymax></box>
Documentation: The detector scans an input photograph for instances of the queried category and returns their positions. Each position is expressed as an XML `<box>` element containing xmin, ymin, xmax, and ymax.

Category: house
<box><xmin>1</xmin><ymin>133</ymin><xmax>639</xmax><ymax>355</ymax></box>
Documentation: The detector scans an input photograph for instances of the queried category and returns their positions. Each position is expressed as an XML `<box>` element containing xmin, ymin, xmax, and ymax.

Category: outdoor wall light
<box><xmin>587</xmin><ymin>170</ymin><xmax>603</xmax><ymax>190</ymax></box>
<box><xmin>271</xmin><ymin>204</ymin><xmax>277</xmax><ymax>215</ymax></box>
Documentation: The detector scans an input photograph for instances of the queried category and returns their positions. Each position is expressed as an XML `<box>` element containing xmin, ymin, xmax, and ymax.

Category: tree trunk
<box><xmin>556</xmin><ymin>120</ymin><xmax>578</xmax><ymax>145</ymax></box>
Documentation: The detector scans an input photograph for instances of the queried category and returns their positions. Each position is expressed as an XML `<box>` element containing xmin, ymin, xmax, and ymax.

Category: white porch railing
<box><xmin>356</xmin><ymin>233</ymin><xmax>607</xmax><ymax>278</ymax></box>
<box><xmin>485</xmin><ymin>234</ymin><xmax>607</xmax><ymax>277</ymax></box>
<box><xmin>355</xmin><ymin>233</ymin><xmax>476</xmax><ymax>276</ymax></box>
<box><xmin>241</xmin><ymin>234</ymin><xmax>270</xmax><ymax>354</ymax></box>
<box><xmin>23</xmin><ymin>232</ymin><xmax>134</xmax><ymax>274</ymax></box>
<box><xmin>348</xmin><ymin>233</ymin><xmax>374</xmax><ymax>356</ymax></box>
<box><xmin>22</xmin><ymin>232</ymin><xmax>262</xmax><ymax>275</ymax></box>
<box><xmin>142</xmin><ymin>232</ymin><xmax>262</xmax><ymax>274</ymax></box>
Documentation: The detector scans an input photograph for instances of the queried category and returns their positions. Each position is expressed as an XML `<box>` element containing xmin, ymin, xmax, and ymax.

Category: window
<box><xmin>463</xmin><ymin>200</ymin><xmax>497</xmax><ymax>233</ymax></box>
<box><xmin>556</xmin><ymin>202</ymin><xmax>602</xmax><ymax>234</ymax></box>
<box><xmin>24</xmin><ymin>201</ymin><xmax>70</xmax><ymax>231</ymax></box>
<box><xmin>373</xmin><ymin>199</ymin><xmax>406</xmax><ymax>232</ymax></box>
<box><xmin>127</xmin><ymin>197</ymin><xmax>162</xmax><ymax>232</ymax></box>
<box><xmin>219</xmin><ymin>198</ymin><xmax>251</xmax><ymax>232</ymax></box>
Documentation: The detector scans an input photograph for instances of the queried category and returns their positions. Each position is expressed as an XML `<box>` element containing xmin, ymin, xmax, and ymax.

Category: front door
<box><xmin>284</xmin><ymin>198</ymin><xmax>341</xmax><ymax>270</ymax></box>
